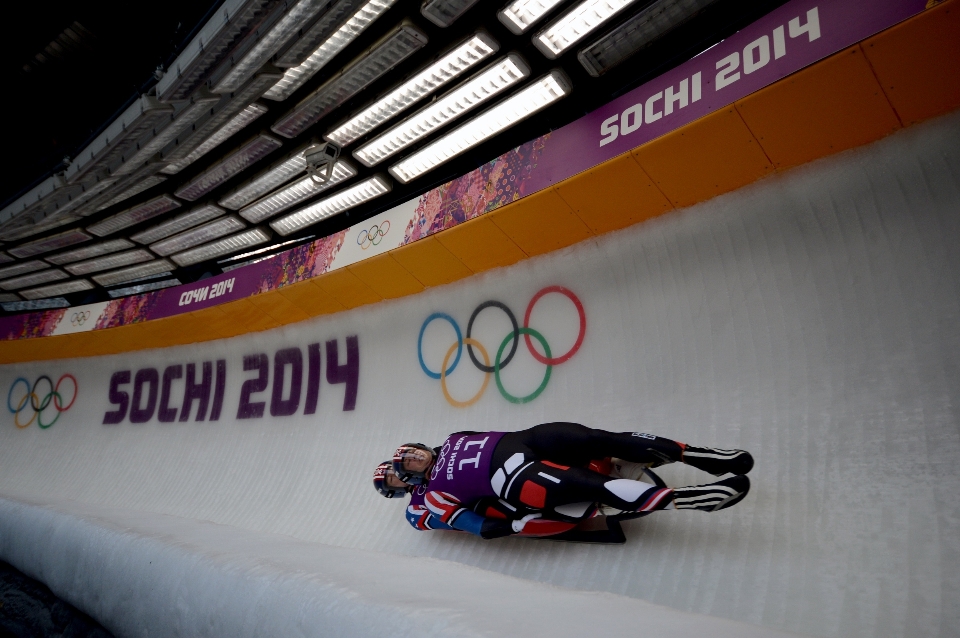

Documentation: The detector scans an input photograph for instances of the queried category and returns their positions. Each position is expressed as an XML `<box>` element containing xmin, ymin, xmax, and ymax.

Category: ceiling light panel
<box><xmin>19</xmin><ymin>279</ymin><xmax>94</xmax><ymax>301</ymax></box>
<box><xmin>265</xmin><ymin>0</ymin><xmax>397</xmax><ymax>102</ymax></box>
<box><xmin>86</xmin><ymin>195</ymin><xmax>182</xmax><ymax>238</ymax></box>
<box><xmin>113</xmin><ymin>91</ymin><xmax>221</xmax><ymax>176</ymax></box>
<box><xmin>108</xmin><ymin>278</ymin><xmax>182</xmax><ymax>298</ymax></box>
<box><xmin>271</xmin><ymin>22</ymin><xmax>429</xmax><ymax>139</ymax></box>
<box><xmin>157</xmin><ymin>0</ymin><xmax>278</xmax><ymax>100</ymax></box>
<box><xmin>0</xmin><ymin>260</ymin><xmax>49</xmax><ymax>280</ymax></box>
<box><xmin>174</xmin><ymin>135</ymin><xmax>283</xmax><ymax>202</ymax></box>
<box><xmin>270</xmin><ymin>175</ymin><xmax>391</xmax><ymax>235</ymax></box>
<box><xmin>389</xmin><ymin>70</ymin><xmax>570</xmax><ymax>183</ymax></box>
<box><xmin>46</xmin><ymin>239</ymin><xmax>135</xmax><ymax>265</ymax></box>
<box><xmin>498</xmin><ymin>0</ymin><xmax>567</xmax><ymax>34</ymax></box>
<box><xmin>92</xmin><ymin>175</ymin><xmax>168</xmax><ymax>213</ymax></box>
<box><xmin>0</xmin><ymin>268</ymin><xmax>68</xmax><ymax>291</ymax></box>
<box><xmin>325</xmin><ymin>32</ymin><xmax>499</xmax><ymax>146</ymax></box>
<box><xmin>64</xmin><ymin>249</ymin><xmax>155</xmax><ymax>276</ymax></box>
<box><xmin>162</xmin><ymin>103</ymin><xmax>270</xmax><ymax>175</ymax></box>
<box><xmin>171</xmin><ymin>228</ymin><xmax>272</xmax><ymax>266</ymax></box>
<box><xmin>130</xmin><ymin>204</ymin><xmax>225</xmax><ymax>245</ymax></box>
<box><xmin>63</xmin><ymin>95</ymin><xmax>173</xmax><ymax>184</ymax></box>
<box><xmin>93</xmin><ymin>259</ymin><xmax>175</xmax><ymax>287</ymax></box>
<box><xmin>0</xmin><ymin>253</ymin><xmax>13</xmax><ymax>264</ymax></box>
<box><xmin>0</xmin><ymin>293</ymin><xmax>22</xmax><ymax>303</ymax></box>
<box><xmin>421</xmin><ymin>0</ymin><xmax>482</xmax><ymax>27</ymax></box>
<box><xmin>212</xmin><ymin>0</ymin><xmax>332</xmax><ymax>93</ymax></box>
<box><xmin>534</xmin><ymin>0</ymin><xmax>645</xmax><ymax>58</ymax></box>
<box><xmin>51</xmin><ymin>175</ymin><xmax>118</xmax><ymax>217</ymax></box>
<box><xmin>9</xmin><ymin>229</ymin><xmax>92</xmax><ymax>259</ymax></box>
<box><xmin>219</xmin><ymin>142</ymin><xmax>322</xmax><ymax>210</ymax></box>
<box><xmin>354</xmin><ymin>53</ymin><xmax>530</xmax><ymax>167</ymax></box>
<box><xmin>578</xmin><ymin>0</ymin><xmax>719</xmax><ymax>76</ymax></box>
<box><xmin>240</xmin><ymin>160</ymin><xmax>356</xmax><ymax>223</ymax></box>
<box><xmin>1</xmin><ymin>215</ymin><xmax>82</xmax><ymax>244</ymax></box>
<box><xmin>150</xmin><ymin>216</ymin><xmax>248</xmax><ymax>256</ymax></box>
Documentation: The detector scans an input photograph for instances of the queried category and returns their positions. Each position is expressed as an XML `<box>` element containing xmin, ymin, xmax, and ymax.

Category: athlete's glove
<box><xmin>511</xmin><ymin>513</ymin><xmax>542</xmax><ymax>533</ymax></box>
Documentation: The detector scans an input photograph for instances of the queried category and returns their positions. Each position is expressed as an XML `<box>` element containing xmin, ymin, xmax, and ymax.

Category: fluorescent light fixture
<box><xmin>271</xmin><ymin>22</ymin><xmax>429</xmax><ymax>139</ymax></box>
<box><xmin>0</xmin><ymin>252</ymin><xmax>13</xmax><ymax>264</ymax></box>
<box><xmin>0</xmin><ymin>268</ymin><xmax>68</xmax><ymax>291</ymax></box>
<box><xmin>93</xmin><ymin>259</ymin><xmax>175</xmax><ymax>287</ymax></box>
<box><xmin>93</xmin><ymin>175</ymin><xmax>168</xmax><ymax>213</ymax></box>
<box><xmin>219</xmin><ymin>141</ymin><xmax>322</xmax><ymax>210</ymax></box>
<box><xmin>63</xmin><ymin>95</ymin><xmax>173</xmax><ymax>185</ymax></box>
<box><xmin>0</xmin><ymin>260</ymin><xmax>49</xmax><ymax>280</ymax></box>
<box><xmin>130</xmin><ymin>204</ymin><xmax>225</xmax><ymax>244</ymax></box>
<box><xmin>171</xmin><ymin>228</ymin><xmax>271</xmax><ymax>266</ymax></box>
<box><xmin>8</xmin><ymin>229</ymin><xmax>92</xmax><ymax>259</ymax></box>
<box><xmin>421</xmin><ymin>0</ymin><xmax>482</xmax><ymax>27</ymax></box>
<box><xmin>150</xmin><ymin>216</ymin><xmax>248</xmax><ymax>256</ymax></box>
<box><xmin>162</xmin><ymin>103</ymin><xmax>270</xmax><ymax>175</ymax></box>
<box><xmin>19</xmin><ymin>280</ymin><xmax>94</xmax><ymax>300</ymax></box>
<box><xmin>108</xmin><ymin>278</ymin><xmax>182</xmax><ymax>298</ymax></box>
<box><xmin>240</xmin><ymin>161</ymin><xmax>356</xmax><ymax>223</ymax></box>
<box><xmin>113</xmin><ymin>91</ymin><xmax>221</xmax><ymax>176</ymax></box>
<box><xmin>354</xmin><ymin>54</ymin><xmax>530</xmax><ymax>167</ymax></box>
<box><xmin>157</xmin><ymin>0</ymin><xmax>279</xmax><ymax>101</ymax></box>
<box><xmin>578</xmin><ymin>0</ymin><xmax>719</xmax><ymax>76</ymax></box>
<box><xmin>65</xmin><ymin>249</ymin><xmax>155</xmax><ymax>276</ymax></box>
<box><xmin>52</xmin><ymin>175</ymin><xmax>118</xmax><ymax>217</ymax></box>
<box><xmin>0</xmin><ymin>293</ymin><xmax>23</xmax><ymax>303</ymax></box>
<box><xmin>389</xmin><ymin>70</ymin><xmax>570</xmax><ymax>183</ymax></box>
<box><xmin>270</xmin><ymin>175</ymin><xmax>391</xmax><ymax>235</ymax></box>
<box><xmin>212</xmin><ymin>0</ymin><xmax>332</xmax><ymax>93</ymax></box>
<box><xmin>265</xmin><ymin>0</ymin><xmax>398</xmax><ymax>102</ymax></box>
<box><xmin>86</xmin><ymin>195</ymin><xmax>182</xmax><ymax>237</ymax></box>
<box><xmin>325</xmin><ymin>32</ymin><xmax>499</xmax><ymax>146</ymax></box>
<box><xmin>0</xmin><ymin>174</ymin><xmax>76</xmax><ymax>229</ymax></box>
<box><xmin>46</xmin><ymin>238</ymin><xmax>135</xmax><ymax>265</ymax></box>
<box><xmin>174</xmin><ymin>135</ymin><xmax>283</xmax><ymax>202</ymax></box>
<box><xmin>219</xmin><ymin>235</ymin><xmax>314</xmax><ymax>264</ymax></box>
<box><xmin>498</xmin><ymin>0</ymin><xmax>566</xmax><ymax>34</ymax></box>
<box><xmin>533</xmin><ymin>0</ymin><xmax>645</xmax><ymax>58</ymax></box>
<box><xmin>2</xmin><ymin>298</ymin><xmax>73</xmax><ymax>311</ymax></box>
<box><xmin>1</xmin><ymin>214</ymin><xmax>82</xmax><ymax>243</ymax></box>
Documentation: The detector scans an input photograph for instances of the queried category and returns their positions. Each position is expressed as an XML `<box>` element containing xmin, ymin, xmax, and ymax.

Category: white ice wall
<box><xmin>1</xmin><ymin>111</ymin><xmax>959</xmax><ymax>638</ymax></box>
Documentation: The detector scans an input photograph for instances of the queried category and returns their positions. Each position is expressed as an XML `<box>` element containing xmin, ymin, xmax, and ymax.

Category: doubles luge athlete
<box><xmin>373</xmin><ymin>422</ymin><xmax>753</xmax><ymax>542</ymax></box>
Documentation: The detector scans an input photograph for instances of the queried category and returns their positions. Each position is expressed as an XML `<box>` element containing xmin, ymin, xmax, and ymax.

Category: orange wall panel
<box><xmin>435</xmin><ymin>215</ymin><xmax>527</xmax><ymax>273</ymax></box>
<box><xmin>209</xmin><ymin>299</ymin><xmax>280</xmax><ymax>338</ymax></box>
<box><xmin>862</xmin><ymin>0</ymin><xmax>960</xmax><ymax>125</ymax></box>
<box><xmin>736</xmin><ymin>46</ymin><xmax>901</xmax><ymax>170</ymax></box>
<box><xmin>556</xmin><ymin>153</ymin><xmax>674</xmax><ymax>235</ymax></box>
<box><xmin>313</xmin><ymin>268</ymin><xmax>382</xmax><ymax>309</ymax></box>
<box><xmin>633</xmin><ymin>107</ymin><xmax>773</xmax><ymax>208</ymax></box>
<box><xmin>348</xmin><ymin>253</ymin><xmax>426</xmax><ymax>299</ymax></box>
<box><xmin>248</xmin><ymin>290</ymin><xmax>311</xmax><ymax>326</ymax></box>
<box><xmin>389</xmin><ymin>237</ymin><xmax>474</xmax><ymax>288</ymax></box>
<box><xmin>276</xmin><ymin>280</ymin><xmax>345</xmax><ymax>317</ymax></box>
<box><xmin>488</xmin><ymin>188</ymin><xmax>594</xmax><ymax>257</ymax></box>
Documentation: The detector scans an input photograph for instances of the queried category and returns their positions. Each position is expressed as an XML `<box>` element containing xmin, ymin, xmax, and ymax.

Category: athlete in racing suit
<box><xmin>381</xmin><ymin>422</ymin><xmax>753</xmax><ymax>539</ymax></box>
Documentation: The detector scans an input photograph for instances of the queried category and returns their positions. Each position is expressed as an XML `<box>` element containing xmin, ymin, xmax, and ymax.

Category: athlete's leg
<box><xmin>507</xmin><ymin>422</ymin><xmax>753</xmax><ymax>476</ymax></box>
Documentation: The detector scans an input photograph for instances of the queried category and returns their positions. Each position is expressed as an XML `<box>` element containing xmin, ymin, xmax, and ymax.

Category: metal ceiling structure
<box><xmin>0</xmin><ymin>0</ymin><xmax>784</xmax><ymax>315</ymax></box>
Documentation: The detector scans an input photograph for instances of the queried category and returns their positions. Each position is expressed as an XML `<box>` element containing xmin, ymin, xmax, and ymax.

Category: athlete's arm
<box><xmin>424</xmin><ymin>490</ymin><xmax>519</xmax><ymax>538</ymax></box>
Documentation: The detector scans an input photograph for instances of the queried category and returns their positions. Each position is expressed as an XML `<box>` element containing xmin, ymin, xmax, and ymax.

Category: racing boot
<box><xmin>680</xmin><ymin>445</ymin><xmax>754</xmax><ymax>476</ymax></box>
<box><xmin>672</xmin><ymin>475</ymin><xmax>750</xmax><ymax>512</ymax></box>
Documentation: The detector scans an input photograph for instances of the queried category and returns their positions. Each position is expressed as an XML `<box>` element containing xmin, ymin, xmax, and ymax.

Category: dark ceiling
<box><xmin>0</xmin><ymin>0</ymin><xmax>786</xmax><ymax>314</ymax></box>
<box><xmin>0</xmin><ymin>0</ymin><xmax>221</xmax><ymax>205</ymax></box>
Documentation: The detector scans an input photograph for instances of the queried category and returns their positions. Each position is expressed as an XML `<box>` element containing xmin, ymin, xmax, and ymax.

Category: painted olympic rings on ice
<box><xmin>7</xmin><ymin>374</ymin><xmax>78</xmax><ymax>429</ymax></box>
<box><xmin>418</xmin><ymin>286</ymin><xmax>585</xmax><ymax>406</ymax></box>
<box><xmin>357</xmin><ymin>220</ymin><xmax>390</xmax><ymax>250</ymax></box>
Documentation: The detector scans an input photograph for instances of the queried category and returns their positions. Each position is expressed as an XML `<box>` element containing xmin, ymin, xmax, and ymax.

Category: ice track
<box><xmin>1</xmin><ymin>112</ymin><xmax>958</xmax><ymax>637</ymax></box>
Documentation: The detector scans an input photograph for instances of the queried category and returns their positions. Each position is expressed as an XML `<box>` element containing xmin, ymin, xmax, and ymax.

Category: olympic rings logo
<box><xmin>70</xmin><ymin>311</ymin><xmax>92</xmax><ymax>326</ymax></box>
<box><xmin>357</xmin><ymin>220</ymin><xmax>390</xmax><ymax>250</ymax></box>
<box><xmin>7</xmin><ymin>374</ymin><xmax>78</xmax><ymax>429</ymax></box>
<box><xmin>417</xmin><ymin>286</ymin><xmax>586</xmax><ymax>407</ymax></box>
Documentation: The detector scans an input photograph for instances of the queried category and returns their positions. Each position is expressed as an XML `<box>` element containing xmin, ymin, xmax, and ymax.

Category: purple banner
<box><xmin>528</xmin><ymin>0</ymin><xmax>925</xmax><ymax>191</ymax></box>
